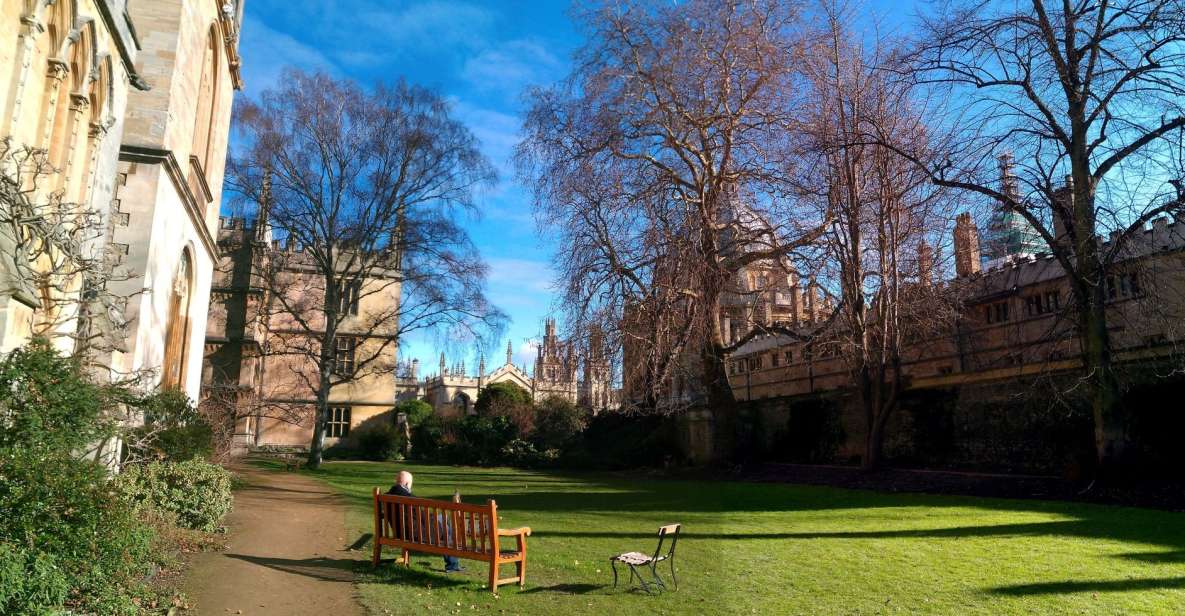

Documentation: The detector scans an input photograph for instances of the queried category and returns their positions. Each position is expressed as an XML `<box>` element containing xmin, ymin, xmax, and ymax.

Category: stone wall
<box><xmin>737</xmin><ymin>368</ymin><xmax>1182</xmax><ymax>477</ymax></box>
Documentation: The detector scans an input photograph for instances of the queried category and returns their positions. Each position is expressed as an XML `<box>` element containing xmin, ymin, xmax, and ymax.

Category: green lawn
<box><xmin>302</xmin><ymin>461</ymin><xmax>1185</xmax><ymax>615</ymax></box>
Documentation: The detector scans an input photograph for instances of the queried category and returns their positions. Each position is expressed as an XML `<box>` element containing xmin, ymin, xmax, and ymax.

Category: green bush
<box><xmin>447</xmin><ymin>415</ymin><xmax>518</xmax><ymax>465</ymax></box>
<box><xmin>500</xmin><ymin>438</ymin><xmax>560</xmax><ymax>468</ymax></box>
<box><xmin>411</xmin><ymin>413</ymin><xmax>447</xmax><ymax>460</ymax></box>
<box><xmin>396</xmin><ymin>399</ymin><xmax>434</xmax><ymax>427</ymax></box>
<box><xmin>117</xmin><ymin>459</ymin><xmax>233</xmax><ymax>532</ymax></box>
<box><xmin>475</xmin><ymin>381</ymin><xmax>532</xmax><ymax>415</ymax></box>
<box><xmin>356</xmin><ymin>423</ymin><xmax>405</xmax><ymax>461</ymax></box>
<box><xmin>0</xmin><ymin>339</ymin><xmax>116</xmax><ymax>455</ymax></box>
<box><xmin>0</xmin><ymin>452</ymin><xmax>154</xmax><ymax>615</ymax></box>
<box><xmin>126</xmin><ymin>388</ymin><xmax>213</xmax><ymax>461</ymax></box>
<box><xmin>532</xmin><ymin>395</ymin><xmax>588</xmax><ymax>450</ymax></box>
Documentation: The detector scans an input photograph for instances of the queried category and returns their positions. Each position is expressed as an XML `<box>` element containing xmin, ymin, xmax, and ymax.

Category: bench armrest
<box><xmin>498</xmin><ymin>527</ymin><xmax>532</xmax><ymax>537</ymax></box>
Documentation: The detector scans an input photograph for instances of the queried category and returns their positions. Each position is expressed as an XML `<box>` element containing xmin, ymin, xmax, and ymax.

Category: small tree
<box><xmin>228</xmin><ymin>70</ymin><xmax>505</xmax><ymax>469</ymax></box>
<box><xmin>475</xmin><ymin>381</ymin><xmax>534</xmax><ymax>436</ymax></box>
<box><xmin>395</xmin><ymin>399</ymin><xmax>433</xmax><ymax>427</ymax></box>
<box><xmin>532</xmin><ymin>395</ymin><xmax>588</xmax><ymax>451</ymax></box>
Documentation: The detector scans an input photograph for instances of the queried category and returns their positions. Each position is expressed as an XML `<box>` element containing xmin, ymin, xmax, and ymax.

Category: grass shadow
<box><xmin>520</xmin><ymin>583</ymin><xmax>606</xmax><ymax>595</ymax></box>
<box><xmin>989</xmin><ymin>577</ymin><xmax>1185</xmax><ymax>595</ymax></box>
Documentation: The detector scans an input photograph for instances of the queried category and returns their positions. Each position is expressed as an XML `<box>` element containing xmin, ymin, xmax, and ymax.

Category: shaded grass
<box><xmin>299</xmin><ymin>461</ymin><xmax>1185</xmax><ymax>615</ymax></box>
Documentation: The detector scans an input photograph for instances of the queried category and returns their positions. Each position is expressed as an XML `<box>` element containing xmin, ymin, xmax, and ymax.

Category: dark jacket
<box><xmin>384</xmin><ymin>484</ymin><xmax>413</xmax><ymax>538</ymax></box>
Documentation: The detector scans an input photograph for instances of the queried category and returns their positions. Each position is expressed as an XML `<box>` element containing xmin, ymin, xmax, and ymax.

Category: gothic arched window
<box><xmin>162</xmin><ymin>250</ymin><xmax>194</xmax><ymax>389</ymax></box>
<box><xmin>191</xmin><ymin>25</ymin><xmax>220</xmax><ymax>176</ymax></box>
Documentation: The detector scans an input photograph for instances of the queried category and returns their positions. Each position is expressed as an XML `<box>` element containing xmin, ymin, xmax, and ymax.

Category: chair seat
<box><xmin>499</xmin><ymin>550</ymin><xmax>522</xmax><ymax>561</ymax></box>
<box><xmin>611</xmin><ymin>551</ymin><xmax>653</xmax><ymax>565</ymax></box>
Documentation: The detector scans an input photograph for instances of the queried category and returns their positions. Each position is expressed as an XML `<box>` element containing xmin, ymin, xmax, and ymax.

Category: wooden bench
<box><xmin>372</xmin><ymin>488</ymin><xmax>532</xmax><ymax>593</ymax></box>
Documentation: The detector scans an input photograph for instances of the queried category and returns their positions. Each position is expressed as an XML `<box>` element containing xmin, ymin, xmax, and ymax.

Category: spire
<box><xmin>479</xmin><ymin>354</ymin><xmax>485</xmax><ymax>375</ymax></box>
<box><xmin>439</xmin><ymin>351</ymin><xmax>446</xmax><ymax>375</ymax></box>
<box><xmin>506</xmin><ymin>340</ymin><xmax>513</xmax><ymax>365</ymax></box>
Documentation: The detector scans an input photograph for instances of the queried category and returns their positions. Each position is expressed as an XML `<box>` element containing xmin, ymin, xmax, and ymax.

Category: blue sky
<box><xmin>232</xmin><ymin>0</ymin><xmax>918</xmax><ymax>377</ymax></box>
<box><xmin>235</xmin><ymin>0</ymin><xmax>584</xmax><ymax>374</ymax></box>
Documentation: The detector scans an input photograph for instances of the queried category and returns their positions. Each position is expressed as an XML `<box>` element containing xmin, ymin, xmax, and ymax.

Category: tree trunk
<box><xmin>1082</xmin><ymin>294</ymin><xmax>1126</xmax><ymax>473</ymax></box>
<box><xmin>702</xmin><ymin>339</ymin><xmax>737</xmax><ymax>461</ymax></box>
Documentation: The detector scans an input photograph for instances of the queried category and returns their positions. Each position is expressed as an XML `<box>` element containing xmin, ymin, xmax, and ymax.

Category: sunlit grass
<box><xmin>299</xmin><ymin>461</ymin><xmax>1185</xmax><ymax>615</ymax></box>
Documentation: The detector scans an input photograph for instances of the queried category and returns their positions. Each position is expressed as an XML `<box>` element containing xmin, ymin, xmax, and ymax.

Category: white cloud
<box><xmin>485</xmin><ymin>257</ymin><xmax>554</xmax><ymax>294</ymax></box>
<box><xmin>239</xmin><ymin>16</ymin><xmax>340</xmax><ymax>97</ymax></box>
<box><xmin>460</xmin><ymin>39</ymin><xmax>564</xmax><ymax>102</ymax></box>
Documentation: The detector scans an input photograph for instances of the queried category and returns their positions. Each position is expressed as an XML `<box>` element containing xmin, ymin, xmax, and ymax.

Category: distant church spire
<box><xmin>439</xmin><ymin>351</ymin><xmax>446</xmax><ymax>375</ymax></box>
<box><xmin>506</xmin><ymin>340</ymin><xmax>513</xmax><ymax>365</ymax></box>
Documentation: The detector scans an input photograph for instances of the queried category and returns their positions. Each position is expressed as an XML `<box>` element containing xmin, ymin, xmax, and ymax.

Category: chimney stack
<box><xmin>1052</xmin><ymin>175</ymin><xmax>1073</xmax><ymax>249</ymax></box>
<box><xmin>998</xmin><ymin>152</ymin><xmax>1019</xmax><ymax>203</ymax></box>
<box><xmin>954</xmin><ymin>213</ymin><xmax>982</xmax><ymax>277</ymax></box>
<box><xmin>918</xmin><ymin>240</ymin><xmax>934</xmax><ymax>287</ymax></box>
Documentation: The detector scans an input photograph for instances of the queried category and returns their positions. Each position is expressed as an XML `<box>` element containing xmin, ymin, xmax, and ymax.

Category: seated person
<box><xmin>387</xmin><ymin>470</ymin><xmax>463</xmax><ymax>573</ymax></box>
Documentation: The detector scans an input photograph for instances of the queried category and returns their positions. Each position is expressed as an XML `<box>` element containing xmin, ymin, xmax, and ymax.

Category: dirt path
<box><xmin>183</xmin><ymin>464</ymin><xmax>366</xmax><ymax>616</ymax></box>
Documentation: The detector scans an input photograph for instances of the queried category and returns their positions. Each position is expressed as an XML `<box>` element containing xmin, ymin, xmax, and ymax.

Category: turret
<box><xmin>954</xmin><ymin>213</ymin><xmax>982</xmax><ymax>277</ymax></box>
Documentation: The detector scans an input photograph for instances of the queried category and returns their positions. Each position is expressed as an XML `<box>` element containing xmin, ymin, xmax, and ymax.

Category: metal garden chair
<box><xmin>610</xmin><ymin>523</ymin><xmax>680</xmax><ymax>593</ymax></box>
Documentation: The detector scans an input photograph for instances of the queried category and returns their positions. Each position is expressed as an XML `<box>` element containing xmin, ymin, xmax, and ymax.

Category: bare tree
<box><xmin>0</xmin><ymin>137</ymin><xmax>131</xmax><ymax>364</ymax></box>
<box><xmin>228</xmin><ymin>70</ymin><xmax>503</xmax><ymax>468</ymax></box>
<box><xmin>888</xmin><ymin>0</ymin><xmax>1185</xmax><ymax>472</ymax></box>
<box><xmin>795</xmin><ymin>2</ymin><xmax>954</xmax><ymax>469</ymax></box>
<box><xmin>518</xmin><ymin>0</ymin><xmax>827</xmax><ymax>457</ymax></box>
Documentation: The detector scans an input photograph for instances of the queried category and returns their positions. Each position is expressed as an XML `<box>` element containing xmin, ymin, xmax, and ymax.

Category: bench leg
<box><xmin>515</xmin><ymin>559</ymin><xmax>525</xmax><ymax>588</ymax></box>
<box><xmin>401</xmin><ymin>549</ymin><xmax>410</xmax><ymax>567</ymax></box>
<box><xmin>371</xmin><ymin>541</ymin><xmax>380</xmax><ymax>568</ymax></box>
<box><xmin>611</xmin><ymin>559</ymin><xmax>619</xmax><ymax>589</ymax></box>
<box><xmin>488</xmin><ymin>561</ymin><xmax>499</xmax><ymax>593</ymax></box>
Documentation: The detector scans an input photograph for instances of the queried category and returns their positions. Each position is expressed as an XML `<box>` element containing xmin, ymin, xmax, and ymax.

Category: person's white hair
<box><xmin>396</xmin><ymin>470</ymin><xmax>413</xmax><ymax>490</ymax></box>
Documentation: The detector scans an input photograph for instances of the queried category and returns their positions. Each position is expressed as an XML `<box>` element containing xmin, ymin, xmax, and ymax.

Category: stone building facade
<box><xmin>396</xmin><ymin>320</ymin><xmax>617</xmax><ymax>417</ymax></box>
<box><xmin>0</xmin><ymin>0</ymin><xmax>140</xmax><ymax>354</ymax></box>
<box><xmin>202</xmin><ymin>216</ymin><xmax>402</xmax><ymax>449</ymax></box>
<box><xmin>721</xmin><ymin>186</ymin><xmax>1185</xmax><ymax>471</ymax></box>
<box><xmin>0</xmin><ymin>1</ymin><xmax>243</xmax><ymax>406</ymax></box>
<box><xmin>108</xmin><ymin>0</ymin><xmax>243</xmax><ymax>400</ymax></box>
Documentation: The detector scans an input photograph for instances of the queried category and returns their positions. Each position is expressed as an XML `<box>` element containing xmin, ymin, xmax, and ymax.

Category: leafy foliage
<box><xmin>475</xmin><ymin>381</ymin><xmax>532</xmax><ymax>416</ymax></box>
<box><xmin>396</xmin><ymin>399</ymin><xmax>434</xmax><ymax>427</ymax></box>
<box><xmin>532</xmin><ymin>395</ymin><xmax>588</xmax><ymax>451</ymax></box>
<box><xmin>0</xmin><ymin>338</ymin><xmax>116</xmax><ymax>455</ymax></box>
<box><xmin>126</xmin><ymin>387</ymin><xmax>214</xmax><ymax>462</ymax></box>
<box><xmin>0</xmin><ymin>341</ymin><xmax>232</xmax><ymax>613</ymax></box>
<box><xmin>447</xmin><ymin>415</ymin><xmax>519</xmax><ymax>465</ymax></box>
<box><xmin>117</xmin><ymin>459</ymin><xmax>234</xmax><ymax>533</ymax></box>
<box><xmin>356</xmin><ymin>423</ymin><xmax>406</xmax><ymax>461</ymax></box>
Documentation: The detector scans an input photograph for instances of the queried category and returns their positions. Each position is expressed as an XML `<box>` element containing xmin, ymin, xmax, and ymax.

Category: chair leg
<box><xmin>401</xmin><ymin>549</ymin><xmax>410</xmax><ymax>567</ymax></box>
<box><xmin>488</xmin><ymin>561</ymin><xmax>499</xmax><ymax>593</ymax></box>
<box><xmin>610</xmin><ymin>559</ymin><xmax>619</xmax><ymax>589</ymax></box>
<box><xmin>669</xmin><ymin>558</ymin><xmax>677</xmax><ymax>590</ymax></box>
<box><xmin>371</xmin><ymin>541</ymin><xmax>380</xmax><ymax>568</ymax></box>
<box><xmin>516</xmin><ymin>559</ymin><xmax>526</xmax><ymax>588</ymax></box>
<box><xmin>628</xmin><ymin>564</ymin><xmax>652</xmax><ymax>594</ymax></box>
<box><xmin>649</xmin><ymin>563</ymin><xmax>667</xmax><ymax>592</ymax></box>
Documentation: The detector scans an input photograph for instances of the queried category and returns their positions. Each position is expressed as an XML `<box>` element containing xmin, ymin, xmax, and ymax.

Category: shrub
<box><xmin>500</xmin><ymin>439</ymin><xmax>560</xmax><ymax>468</ymax></box>
<box><xmin>0</xmin><ymin>338</ymin><xmax>115</xmax><ymax>455</ymax></box>
<box><xmin>356</xmin><ymin>423</ymin><xmax>405</xmax><ymax>461</ymax></box>
<box><xmin>126</xmin><ymin>388</ymin><xmax>213</xmax><ymax>462</ymax></box>
<box><xmin>475</xmin><ymin>381</ymin><xmax>532</xmax><ymax>415</ymax></box>
<box><xmin>117</xmin><ymin>459</ymin><xmax>233</xmax><ymax>532</ymax></box>
<box><xmin>0</xmin><ymin>452</ymin><xmax>154</xmax><ymax>616</ymax></box>
<box><xmin>532</xmin><ymin>395</ymin><xmax>588</xmax><ymax>450</ymax></box>
<box><xmin>447</xmin><ymin>415</ymin><xmax>518</xmax><ymax>465</ymax></box>
<box><xmin>396</xmin><ymin>399</ymin><xmax>434</xmax><ymax>427</ymax></box>
<box><xmin>564</xmin><ymin>411</ymin><xmax>679</xmax><ymax>469</ymax></box>
<box><xmin>411</xmin><ymin>413</ymin><xmax>447</xmax><ymax>460</ymax></box>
